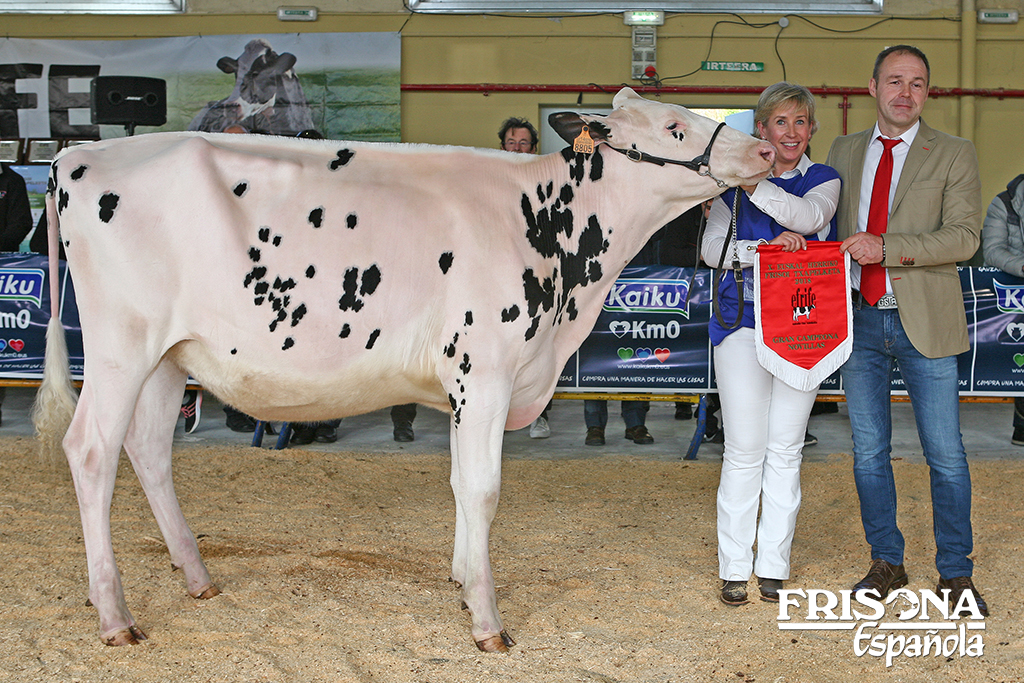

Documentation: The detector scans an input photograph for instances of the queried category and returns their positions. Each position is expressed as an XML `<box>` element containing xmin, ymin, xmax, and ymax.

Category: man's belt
<box><xmin>853</xmin><ymin>289</ymin><xmax>898</xmax><ymax>310</ymax></box>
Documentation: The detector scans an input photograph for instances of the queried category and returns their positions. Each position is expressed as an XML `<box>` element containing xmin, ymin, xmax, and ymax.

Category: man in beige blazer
<box><xmin>826</xmin><ymin>45</ymin><xmax>987</xmax><ymax>615</ymax></box>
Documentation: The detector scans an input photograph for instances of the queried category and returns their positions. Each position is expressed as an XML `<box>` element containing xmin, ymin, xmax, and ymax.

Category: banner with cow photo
<box><xmin>0</xmin><ymin>33</ymin><xmax>400</xmax><ymax>143</ymax></box>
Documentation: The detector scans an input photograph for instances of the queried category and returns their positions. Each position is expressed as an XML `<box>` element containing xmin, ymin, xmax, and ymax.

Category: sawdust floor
<box><xmin>1</xmin><ymin>436</ymin><xmax>1022</xmax><ymax>682</ymax></box>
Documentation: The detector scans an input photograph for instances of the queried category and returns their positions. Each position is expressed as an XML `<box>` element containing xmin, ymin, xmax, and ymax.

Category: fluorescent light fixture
<box><xmin>623</xmin><ymin>10</ymin><xmax>664</xmax><ymax>25</ymax></box>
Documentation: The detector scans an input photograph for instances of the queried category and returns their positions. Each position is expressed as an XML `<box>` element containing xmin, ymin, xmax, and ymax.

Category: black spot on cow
<box><xmin>258</xmin><ymin>227</ymin><xmax>271</xmax><ymax>243</ymax></box>
<box><xmin>282</xmin><ymin>337</ymin><xmax>295</xmax><ymax>350</ymax></box>
<box><xmin>360</xmin><ymin>265</ymin><xmax>381</xmax><ymax>296</ymax></box>
<box><xmin>70</xmin><ymin>165</ymin><xmax>88</xmax><ymax>181</ymax></box>
<box><xmin>272</xmin><ymin>235</ymin><xmax>282</xmax><ymax>247</ymax></box>
<box><xmin>587</xmin><ymin>259</ymin><xmax>603</xmax><ymax>284</ymax></box>
<box><xmin>346</xmin><ymin>213</ymin><xmax>357</xmax><ymax>229</ymax></box>
<box><xmin>459</xmin><ymin>353</ymin><xmax>472</xmax><ymax>375</ymax></box>
<box><xmin>305</xmin><ymin>265</ymin><xmax>316</xmax><ymax>279</ymax></box>
<box><xmin>244</xmin><ymin>265</ymin><xmax>267</xmax><ymax>288</ymax></box>
<box><xmin>561</xmin><ymin>148</ymin><xmax>586</xmax><ymax>186</ymax></box>
<box><xmin>546</xmin><ymin>181</ymin><xmax>554</xmax><ymax>198</ymax></box>
<box><xmin>274</xmin><ymin>277</ymin><xmax>296</xmax><ymax>292</ymax></box>
<box><xmin>308</xmin><ymin>207</ymin><xmax>324</xmax><ymax>228</ymax></box>
<box><xmin>98</xmin><ymin>193</ymin><xmax>119</xmax><ymax>223</ymax></box>
<box><xmin>460</xmin><ymin>384</ymin><xmax>465</xmax><ymax>393</ymax></box>
<box><xmin>338</xmin><ymin>268</ymin><xmax>363</xmax><ymax>312</ymax></box>
<box><xmin>233</xmin><ymin>181</ymin><xmax>248</xmax><ymax>197</ymax></box>
<box><xmin>254</xmin><ymin>281</ymin><xmax>269</xmax><ymax>295</ymax></box>
<box><xmin>589</xmin><ymin>148</ymin><xmax>604</xmax><ymax>182</ymax></box>
<box><xmin>536</xmin><ymin>184</ymin><xmax>546</xmax><ymax>204</ymax></box>
<box><xmin>439</xmin><ymin>252</ymin><xmax>454</xmax><ymax>274</ymax></box>
<box><xmin>254</xmin><ymin>296</ymin><xmax>265</xmax><ymax>306</ymax></box>
<box><xmin>567</xmin><ymin>297</ymin><xmax>579</xmax><ymax>321</ymax></box>
<box><xmin>291</xmin><ymin>303</ymin><xmax>307</xmax><ymax>327</ymax></box>
<box><xmin>329</xmin><ymin>148</ymin><xmax>355</xmax><ymax>170</ymax></box>
<box><xmin>465</xmin><ymin>311</ymin><xmax>473</xmax><ymax>326</ymax></box>
<box><xmin>521</xmin><ymin>192</ymin><xmax>573</xmax><ymax>258</ymax></box>
<box><xmin>269</xmin><ymin>308</ymin><xmax>287</xmax><ymax>331</ymax></box>
<box><xmin>559</xmin><ymin>183</ymin><xmax>574</xmax><ymax>206</ymax></box>
<box><xmin>444</xmin><ymin>332</ymin><xmax>459</xmax><ymax>358</ymax></box>
<box><xmin>231</xmin><ymin>348</ymin><xmax>237</xmax><ymax>355</ymax></box>
<box><xmin>448</xmin><ymin>394</ymin><xmax>458</xmax><ymax>411</ymax></box>
<box><xmin>525</xmin><ymin>316</ymin><xmax>540</xmax><ymax>342</ymax></box>
<box><xmin>522</xmin><ymin>269</ymin><xmax>555</xmax><ymax>318</ymax></box>
<box><xmin>501</xmin><ymin>305</ymin><xmax>520</xmax><ymax>323</ymax></box>
<box><xmin>339</xmin><ymin>323</ymin><xmax>351</xmax><ymax>338</ymax></box>
<box><xmin>248</xmin><ymin>247</ymin><xmax>261</xmax><ymax>263</ymax></box>
<box><xmin>58</xmin><ymin>188</ymin><xmax>69</xmax><ymax>213</ymax></box>
<box><xmin>366</xmin><ymin>329</ymin><xmax>381</xmax><ymax>350</ymax></box>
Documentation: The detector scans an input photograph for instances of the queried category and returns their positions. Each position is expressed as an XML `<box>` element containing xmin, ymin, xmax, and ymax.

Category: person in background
<box><xmin>0</xmin><ymin>164</ymin><xmax>34</xmax><ymax>425</ymax></box>
<box><xmin>982</xmin><ymin>173</ymin><xmax>1024</xmax><ymax>446</ymax></box>
<box><xmin>828</xmin><ymin>45</ymin><xmax>987</xmax><ymax>615</ymax></box>
<box><xmin>498</xmin><ymin>116</ymin><xmax>553</xmax><ymax>439</ymax></box>
<box><xmin>702</xmin><ymin>82</ymin><xmax>839</xmax><ymax>607</ymax></box>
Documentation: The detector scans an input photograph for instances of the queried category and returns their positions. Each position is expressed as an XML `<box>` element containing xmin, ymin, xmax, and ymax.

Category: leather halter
<box><xmin>603</xmin><ymin>121</ymin><xmax>730</xmax><ymax>188</ymax></box>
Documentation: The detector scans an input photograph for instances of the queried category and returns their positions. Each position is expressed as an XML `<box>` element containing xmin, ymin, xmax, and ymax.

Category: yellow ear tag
<box><xmin>573</xmin><ymin>125</ymin><xmax>594</xmax><ymax>154</ymax></box>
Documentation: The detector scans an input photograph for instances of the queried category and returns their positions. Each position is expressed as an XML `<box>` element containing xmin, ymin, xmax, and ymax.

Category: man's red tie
<box><xmin>861</xmin><ymin>137</ymin><xmax>901</xmax><ymax>305</ymax></box>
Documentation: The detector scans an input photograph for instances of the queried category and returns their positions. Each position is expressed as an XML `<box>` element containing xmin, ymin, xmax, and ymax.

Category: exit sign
<box><xmin>701</xmin><ymin>61</ymin><xmax>764</xmax><ymax>72</ymax></box>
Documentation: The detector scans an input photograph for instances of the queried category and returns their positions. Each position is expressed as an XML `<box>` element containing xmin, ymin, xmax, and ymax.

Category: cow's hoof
<box><xmin>102</xmin><ymin>624</ymin><xmax>148</xmax><ymax>646</ymax></box>
<box><xmin>191</xmin><ymin>583</ymin><xmax>221</xmax><ymax>600</ymax></box>
<box><xmin>474</xmin><ymin>630</ymin><xmax>515</xmax><ymax>653</ymax></box>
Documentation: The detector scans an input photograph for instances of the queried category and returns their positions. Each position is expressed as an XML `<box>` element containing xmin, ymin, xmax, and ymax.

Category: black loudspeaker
<box><xmin>91</xmin><ymin>76</ymin><xmax>167</xmax><ymax>128</ymax></box>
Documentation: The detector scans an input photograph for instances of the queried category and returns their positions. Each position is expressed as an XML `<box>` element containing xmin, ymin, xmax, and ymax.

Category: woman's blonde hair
<box><xmin>754</xmin><ymin>82</ymin><xmax>818</xmax><ymax>137</ymax></box>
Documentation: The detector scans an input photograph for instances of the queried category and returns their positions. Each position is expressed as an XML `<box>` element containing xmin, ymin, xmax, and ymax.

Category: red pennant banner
<box><xmin>754</xmin><ymin>242</ymin><xmax>852</xmax><ymax>391</ymax></box>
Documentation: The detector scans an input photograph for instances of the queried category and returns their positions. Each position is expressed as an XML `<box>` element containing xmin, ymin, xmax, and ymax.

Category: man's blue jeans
<box><xmin>840</xmin><ymin>305</ymin><xmax>974</xmax><ymax>579</ymax></box>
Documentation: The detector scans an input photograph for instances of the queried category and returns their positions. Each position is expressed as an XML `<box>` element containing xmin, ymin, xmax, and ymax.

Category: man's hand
<box><xmin>840</xmin><ymin>232</ymin><xmax>884</xmax><ymax>265</ymax></box>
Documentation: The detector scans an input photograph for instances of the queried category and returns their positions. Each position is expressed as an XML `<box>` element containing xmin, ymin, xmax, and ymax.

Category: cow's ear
<box><xmin>270</xmin><ymin>52</ymin><xmax>298</xmax><ymax>74</ymax></box>
<box><xmin>612</xmin><ymin>87</ymin><xmax>643</xmax><ymax>108</ymax></box>
<box><xmin>217</xmin><ymin>57</ymin><xmax>239</xmax><ymax>74</ymax></box>
<box><xmin>548</xmin><ymin>112</ymin><xmax>609</xmax><ymax>145</ymax></box>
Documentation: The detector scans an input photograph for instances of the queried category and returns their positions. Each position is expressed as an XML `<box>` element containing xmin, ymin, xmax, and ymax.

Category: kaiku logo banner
<box><xmin>603</xmin><ymin>277</ymin><xmax>691</xmax><ymax>317</ymax></box>
<box><xmin>754</xmin><ymin>242</ymin><xmax>852</xmax><ymax>391</ymax></box>
<box><xmin>0</xmin><ymin>268</ymin><xmax>46</xmax><ymax>308</ymax></box>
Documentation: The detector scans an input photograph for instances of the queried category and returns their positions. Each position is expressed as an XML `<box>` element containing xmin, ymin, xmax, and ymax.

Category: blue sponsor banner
<box><xmin>0</xmin><ymin>259</ymin><xmax>1015</xmax><ymax>395</ymax></box>
<box><xmin>0</xmin><ymin>254</ymin><xmax>82</xmax><ymax>379</ymax></box>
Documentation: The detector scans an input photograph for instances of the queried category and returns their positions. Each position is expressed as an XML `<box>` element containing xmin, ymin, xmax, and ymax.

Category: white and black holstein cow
<box><xmin>34</xmin><ymin>88</ymin><xmax>774</xmax><ymax>652</ymax></box>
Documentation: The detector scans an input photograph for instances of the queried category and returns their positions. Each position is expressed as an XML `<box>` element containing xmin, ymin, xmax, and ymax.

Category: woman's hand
<box><xmin>770</xmin><ymin>231</ymin><xmax>807</xmax><ymax>252</ymax></box>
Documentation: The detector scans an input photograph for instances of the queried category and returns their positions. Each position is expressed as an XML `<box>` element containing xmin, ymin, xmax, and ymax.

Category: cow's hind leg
<box><xmin>123</xmin><ymin>358</ymin><xmax>219</xmax><ymax>602</ymax></box>
<box><xmin>448</xmin><ymin>388</ymin><xmax>516</xmax><ymax>653</ymax></box>
<box><xmin>64</xmin><ymin>371</ymin><xmax>151</xmax><ymax>645</ymax></box>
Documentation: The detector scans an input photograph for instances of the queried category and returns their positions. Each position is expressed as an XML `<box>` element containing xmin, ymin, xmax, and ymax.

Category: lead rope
<box><xmin>711</xmin><ymin>188</ymin><xmax>745</xmax><ymax>330</ymax></box>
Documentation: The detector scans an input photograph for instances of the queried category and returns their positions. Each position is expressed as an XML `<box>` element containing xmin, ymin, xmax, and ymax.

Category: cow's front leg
<box><xmin>448</xmin><ymin>393</ymin><xmax>516</xmax><ymax>653</ymax></box>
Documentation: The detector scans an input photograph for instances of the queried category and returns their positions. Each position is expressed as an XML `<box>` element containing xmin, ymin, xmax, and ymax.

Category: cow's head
<box><xmin>549</xmin><ymin>87</ymin><xmax>774</xmax><ymax>190</ymax></box>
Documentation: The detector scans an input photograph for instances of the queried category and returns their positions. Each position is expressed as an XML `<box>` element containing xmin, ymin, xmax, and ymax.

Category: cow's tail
<box><xmin>31</xmin><ymin>180</ymin><xmax>77</xmax><ymax>463</ymax></box>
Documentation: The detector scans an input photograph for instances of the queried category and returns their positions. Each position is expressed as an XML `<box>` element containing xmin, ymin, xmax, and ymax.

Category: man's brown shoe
<box><xmin>852</xmin><ymin>559</ymin><xmax>908</xmax><ymax>598</ymax></box>
<box><xmin>937</xmin><ymin>576</ymin><xmax>989</xmax><ymax>617</ymax></box>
